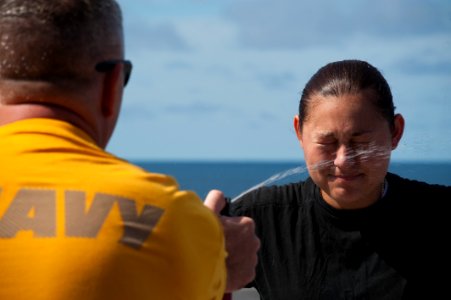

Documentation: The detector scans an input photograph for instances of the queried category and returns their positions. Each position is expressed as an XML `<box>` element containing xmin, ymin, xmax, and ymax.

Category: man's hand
<box><xmin>204</xmin><ymin>189</ymin><xmax>260</xmax><ymax>293</ymax></box>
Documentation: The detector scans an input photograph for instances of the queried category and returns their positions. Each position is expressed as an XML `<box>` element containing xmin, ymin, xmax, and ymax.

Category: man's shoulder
<box><xmin>94</xmin><ymin>159</ymin><xmax>205</xmax><ymax>207</ymax></box>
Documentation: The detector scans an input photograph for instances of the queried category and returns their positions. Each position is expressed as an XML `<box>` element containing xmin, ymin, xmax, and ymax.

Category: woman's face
<box><xmin>294</xmin><ymin>92</ymin><xmax>404</xmax><ymax>209</ymax></box>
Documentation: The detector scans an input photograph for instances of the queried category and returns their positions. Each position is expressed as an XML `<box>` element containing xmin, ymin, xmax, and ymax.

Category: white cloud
<box><xmin>225</xmin><ymin>0</ymin><xmax>451</xmax><ymax>49</ymax></box>
<box><xmin>125</xmin><ymin>22</ymin><xmax>189</xmax><ymax>52</ymax></box>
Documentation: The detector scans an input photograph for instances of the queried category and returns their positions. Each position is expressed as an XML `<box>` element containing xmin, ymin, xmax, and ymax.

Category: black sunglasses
<box><xmin>95</xmin><ymin>59</ymin><xmax>133</xmax><ymax>86</ymax></box>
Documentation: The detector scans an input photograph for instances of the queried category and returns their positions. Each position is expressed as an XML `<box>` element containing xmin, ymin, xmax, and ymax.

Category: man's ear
<box><xmin>100</xmin><ymin>63</ymin><xmax>123</xmax><ymax>118</ymax></box>
<box><xmin>294</xmin><ymin>115</ymin><xmax>303</xmax><ymax>147</ymax></box>
<box><xmin>391</xmin><ymin>113</ymin><xmax>405</xmax><ymax>149</ymax></box>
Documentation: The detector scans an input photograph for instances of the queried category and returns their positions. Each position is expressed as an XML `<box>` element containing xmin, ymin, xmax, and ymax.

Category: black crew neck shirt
<box><xmin>230</xmin><ymin>173</ymin><xmax>451</xmax><ymax>300</ymax></box>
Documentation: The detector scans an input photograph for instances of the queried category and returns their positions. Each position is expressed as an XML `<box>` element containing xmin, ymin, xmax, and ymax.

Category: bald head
<box><xmin>0</xmin><ymin>0</ymin><xmax>128</xmax><ymax>148</ymax></box>
<box><xmin>0</xmin><ymin>0</ymin><xmax>124</xmax><ymax>86</ymax></box>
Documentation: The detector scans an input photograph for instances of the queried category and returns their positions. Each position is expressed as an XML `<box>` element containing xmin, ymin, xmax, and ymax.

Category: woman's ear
<box><xmin>391</xmin><ymin>113</ymin><xmax>405</xmax><ymax>149</ymax></box>
<box><xmin>294</xmin><ymin>115</ymin><xmax>303</xmax><ymax>146</ymax></box>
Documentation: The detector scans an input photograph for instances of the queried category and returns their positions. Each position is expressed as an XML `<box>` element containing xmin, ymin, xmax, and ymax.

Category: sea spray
<box><xmin>231</xmin><ymin>165</ymin><xmax>308</xmax><ymax>202</ymax></box>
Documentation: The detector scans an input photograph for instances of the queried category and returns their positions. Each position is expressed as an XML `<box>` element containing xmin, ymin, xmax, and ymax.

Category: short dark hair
<box><xmin>298</xmin><ymin>60</ymin><xmax>396</xmax><ymax>131</ymax></box>
<box><xmin>0</xmin><ymin>0</ymin><xmax>123</xmax><ymax>84</ymax></box>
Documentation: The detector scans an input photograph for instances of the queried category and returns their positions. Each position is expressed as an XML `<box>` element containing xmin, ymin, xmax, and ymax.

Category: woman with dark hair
<box><xmin>229</xmin><ymin>60</ymin><xmax>451</xmax><ymax>299</ymax></box>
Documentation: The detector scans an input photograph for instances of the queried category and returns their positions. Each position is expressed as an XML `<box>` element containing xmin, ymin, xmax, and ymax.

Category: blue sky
<box><xmin>109</xmin><ymin>0</ymin><xmax>451</xmax><ymax>162</ymax></box>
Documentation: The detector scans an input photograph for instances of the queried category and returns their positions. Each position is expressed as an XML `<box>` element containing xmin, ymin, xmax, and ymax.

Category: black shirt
<box><xmin>230</xmin><ymin>173</ymin><xmax>451</xmax><ymax>300</ymax></box>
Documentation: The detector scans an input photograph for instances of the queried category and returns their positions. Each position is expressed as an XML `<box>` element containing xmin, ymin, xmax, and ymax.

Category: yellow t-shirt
<box><xmin>0</xmin><ymin>118</ymin><xmax>226</xmax><ymax>300</ymax></box>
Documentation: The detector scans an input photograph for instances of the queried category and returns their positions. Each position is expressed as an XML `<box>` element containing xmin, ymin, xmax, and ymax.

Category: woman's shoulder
<box><xmin>384</xmin><ymin>172</ymin><xmax>451</xmax><ymax>214</ymax></box>
<box><xmin>386</xmin><ymin>172</ymin><xmax>451</xmax><ymax>194</ymax></box>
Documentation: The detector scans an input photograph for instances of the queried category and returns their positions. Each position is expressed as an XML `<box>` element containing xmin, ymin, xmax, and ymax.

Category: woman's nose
<box><xmin>334</xmin><ymin>145</ymin><xmax>355</xmax><ymax>168</ymax></box>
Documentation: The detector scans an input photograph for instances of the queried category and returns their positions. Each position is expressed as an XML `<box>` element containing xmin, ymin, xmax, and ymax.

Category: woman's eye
<box><xmin>353</xmin><ymin>141</ymin><xmax>370</xmax><ymax>147</ymax></box>
<box><xmin>318</xmin><ymin>141</ymin><xmax>337</xmax><ymax>147</ymax></box>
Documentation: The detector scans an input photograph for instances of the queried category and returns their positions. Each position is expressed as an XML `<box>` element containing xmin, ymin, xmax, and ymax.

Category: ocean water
<box><xmin>134</xmin><ymin>160</ymin><xmax>451</xmax><ymax>199</ymax></box>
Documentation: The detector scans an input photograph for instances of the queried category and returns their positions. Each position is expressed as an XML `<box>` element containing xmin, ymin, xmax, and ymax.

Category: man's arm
<box><xmin>204</xmin><ymin>189</ymin><xmax>260</xmax><ymax>292</ymax></box>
